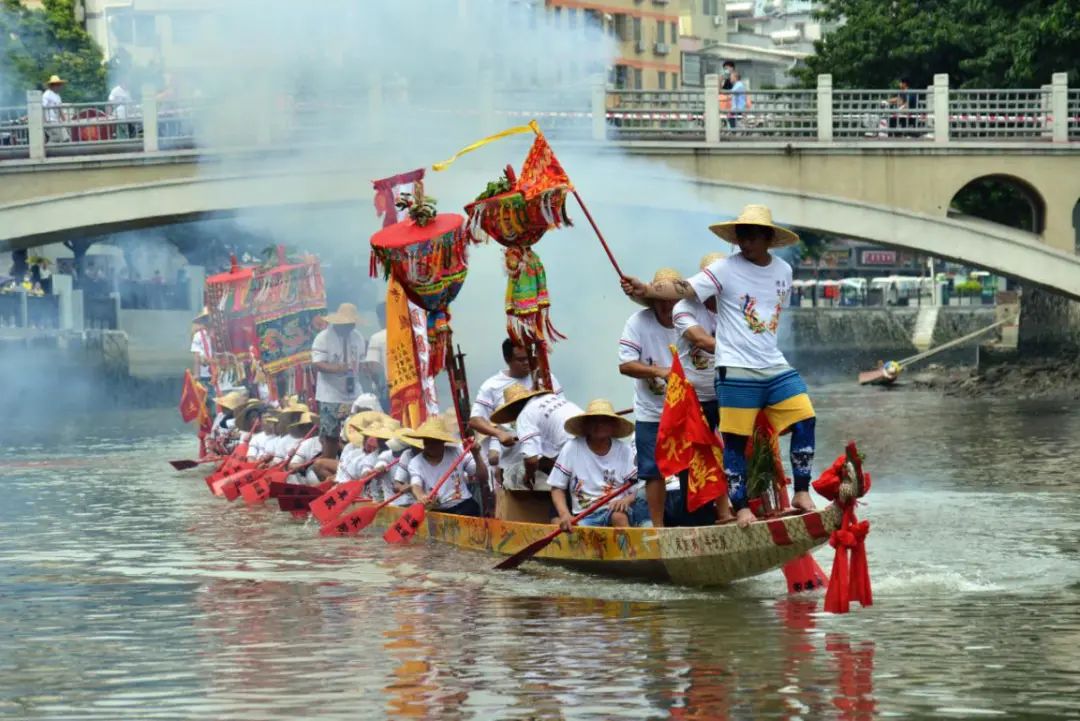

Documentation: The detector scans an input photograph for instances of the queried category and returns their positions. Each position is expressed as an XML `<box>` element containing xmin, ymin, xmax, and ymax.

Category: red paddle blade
<box><xmin>319</xmin><ymin>504</ymin><xmax>379</xmax><ymax>537</ymax></box>
<box><xmin>383</xmin><ymin>503</ymin><xmax>426</xmax><ymax>544</ymax></box>
<box><xmin>494</xmin><ymin>529</ymin><xmax>562</xmax><ymax>571</ymax></box>
<box><xmin>309</xmin><ymin>480</ymin><xmax>362</xmax><ymax>524</ymax></box>
<box><xmin>782</xmin><ymin>553</ymin><xmax>829</xmax><ymax>594</ymax></box>
<box><xmin>213</xmin><ymin>469</ymin><xmax>255</xmax><ymax>501</ymax></box>
<box><xmin>241</xmin><ymin>477</ymin><xmax>272</xmax><ymax>505</ymax></box>
<box><xmin>277</xmin><ymin>495</ymin><xmax>318</xmax><ymax>512</ymax></box>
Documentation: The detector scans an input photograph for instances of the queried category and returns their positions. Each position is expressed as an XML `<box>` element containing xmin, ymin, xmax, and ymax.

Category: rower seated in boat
<box><xmin>404</xmin><ymin>417</ymin><xmax>488</xmax><ymax>518</ymax></box>
<box><xmin>210</xmin><ymin>390</ymin><xmax>247</xmax><ymax>452</ymax></box>
<box><xmin>348</xmin><ymin>415</ymin><xmax>401</xmax><ymax>499</ymax></box>
<box><xmin>288</xmin><ymin>412</ymin><xmax>321</xmax><ymax>483</ymax></box>
<box><xmin>335</xmin><ymin>411</ymin><xmax>383</xmax><ymax>483</ymax></box>
<box><xmin>271</xmin><ymin>401</ymin><xmax>310</xmax><ymax>463</ymax></box>
<box><xmin>548</xmin><ymin>399</ymin><xmax>650</xmax><ymax>530</ymax></box>
<box><xmin>247</xmin><ymin>411</ymin><xmax>278</xmax><ymax>463</ymax></box>
<box><xmin>489</xmin><ymin>383</ymin><xmax>582</xmax><ymax>491</ymax></box>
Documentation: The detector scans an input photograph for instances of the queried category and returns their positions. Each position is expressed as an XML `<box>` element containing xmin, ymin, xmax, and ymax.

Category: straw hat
<box><xmin>700</xmin><ymin>251</ymin><xmax>727</xmax><ymax>270</ymax></box>
<box><xmin>214</xmin><ymin>390</ymin><xmax>247</xmax><ymax>411</ymax></box>
<box><xmin>236</xmin><ymin>400</ymin><xmax>265</xmax><ymax>430</ymax></box>
<box><xmin>363</xmin><ymin>419</ymin><xmax>403</xmax><ymax>441</ymax></box>
<box><xmin>46</xmin><ymin>74</ymin><xmax>65</xmax><ymax>86</ymax></box>
<box><xmin>393</xmin><ymin>428</ymin><xmax>424</xmax><ymax>450</ymax></box>
<box><xmin>633</xmin><ymin>268</ymin><xmax>682</xmax><ymax>306</ymax></box>
<box><xmin>324</xmin><ymin>302</ymin><xmax>363</xmax><ymax>325</ymax></box>
<box><xmin>563</xmin><ymin>399</ymin><xmax>634</xmax><ymax>439</ymax></box>
<box><xmin>708</xmin><ymin>204</ymin><xmax>799</xmax><ymax>248</ymax></box>
<box><xmin>403</xmin><ymin>416</ymin><xmax>458</xmax><ymax>444</ymax></box>
<box><xmin>289</xmin><ymin>411</ymin><xmax>319</xmax><ymax>431</ymax></box>
<box><xmin>490</xmin><ymin>383</ymin><xmax>551</xmax><ymax>425</ymax></box>
<box><xmin>344</xmin><ymin>411</ymin><xmax>392</xmax><ymax>446</ymax></box>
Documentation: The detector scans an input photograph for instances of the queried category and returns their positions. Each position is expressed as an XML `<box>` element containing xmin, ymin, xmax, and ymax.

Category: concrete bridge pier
<box><xmin>1019</xmin><ymin>289</ymin><xmax>1080</xmax><ymax>356</ymax></box>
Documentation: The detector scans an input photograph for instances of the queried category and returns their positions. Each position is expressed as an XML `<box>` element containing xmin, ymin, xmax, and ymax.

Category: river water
<box><xmin>1</xmin><ymin>385</ymin><xmax>1078</xmax><ymax>720</ymax></box>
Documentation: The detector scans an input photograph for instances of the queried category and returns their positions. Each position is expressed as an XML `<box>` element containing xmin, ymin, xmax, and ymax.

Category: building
<box><xmin>545</xmin><ymin>0</ymin><xmax>726</xmax><ymax>90</ymax></box>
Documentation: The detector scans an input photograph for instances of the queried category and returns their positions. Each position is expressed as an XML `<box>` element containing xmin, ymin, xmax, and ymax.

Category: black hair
<box><xmin>723</xmin><ymin>60</ymin><xmax>736</xmax><ymax>68</ymax></box>
<box><xmin>502</xmin><ymin>337</ymin><xmax>516</xmax><ymax>362</ymax></box>
<box><xmin>899</xmin><ymin>76</ymin><xmax>912</xmax><ymax>86</ymax></box>
<box><xmin>735</xmin><ymin>224</ymin><xmax>774</xmax><ymax>241</ymax></box>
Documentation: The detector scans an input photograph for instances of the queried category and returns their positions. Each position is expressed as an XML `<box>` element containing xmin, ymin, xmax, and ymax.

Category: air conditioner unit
<box><xmin>654</xmin><ymin>41</ymin><xmax>669</xmax><ymax>55</ymax></box>
<box><xmin>712</xmin><ymin>15</ymin><xmax>724</xmax><ymax>26</ymax></box>
<box><xmin>635</xmin><ymin>40</ymin><xmax>645</xmax><ymax>52</ymax></box>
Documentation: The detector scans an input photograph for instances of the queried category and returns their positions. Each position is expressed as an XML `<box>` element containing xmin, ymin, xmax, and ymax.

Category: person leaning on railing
<box><xmin>41</xmin><ymin>75</ymin><xmax>70</xmax><ymax>143</ymax></box>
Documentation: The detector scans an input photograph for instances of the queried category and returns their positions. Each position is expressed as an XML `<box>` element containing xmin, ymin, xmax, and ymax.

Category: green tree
<box><xmin>0</xmin><ymin>0</ymin><xmax>106</xmax><ymax>105</ymax></box>
<box><xmin>796</xmin><ymin>0</ymin><xmax>1080</xmax><ymax>88</ymax></box>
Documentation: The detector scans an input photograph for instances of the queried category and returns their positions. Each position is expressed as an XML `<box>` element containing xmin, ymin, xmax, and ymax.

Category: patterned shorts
<box><xmin>715</xmin><ymin>366</ymin><xmax>815</xmax><ymax>436</ymax></box>
<box><xmin>317</xmin><ymin>402</ymin><xmax>351</xmax><ymax>438</ymax></box>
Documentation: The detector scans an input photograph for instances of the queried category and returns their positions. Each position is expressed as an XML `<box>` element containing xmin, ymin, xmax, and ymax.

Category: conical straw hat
<box><xmin>393</xmin><ymin>428</ymin><xmax>424</xmax><ymax>450</ymax></box>
<box><xmin>324</xmin><ymin>302</ymin><xmax>363</xmax><ymax>325</ymax></box>
<box><xmin>699</xmin><ymin>251</ymin><xmax>727</xmax><ymax>269</ymax></box>
<box><xmin>403</xmin><ymin>416</ymin><xmax>458</xmax><ymax>444</ymax></box>
<box><xmin>363</xmin><ymin>418</ymin><xmax>403</xmax><ymax>441</ymax></box>
<box><xmin>214</xmin><ymin>390</ymin><xmax>247</xmax><ymax>411</ymax></box>
<box><xmin>708</xmin><ymin>204</ymin><xmax>799</xmax><ymax>248</ymax></box>
<box><xmin>490</xmin><ymin>383</ymin><xmax>551</xmax><ymax>425</ymax></box>
<box><xmin>633</xmin><ymin>267</ymin><xmax>683</xmax><ymax>306</ymax></box>
<box><xmin>288</xmin><ymin>411</ymin><xmax>319</xmax><ymax>431</ymax></box>
<box><xmin>563</xmin><ymin>399</ymin><xmax>634</xmax><ymax>438</ymax></box>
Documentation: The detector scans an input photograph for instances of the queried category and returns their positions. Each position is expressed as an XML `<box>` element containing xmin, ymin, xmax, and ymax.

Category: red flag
<box><xmin>656</xmin><ymin>347</ymin><xmax>726</xmax><ymax>511</ymax></box>
<box><xmin>179</xmin><ymin>369</ymin><xmax>206</xmax><ymax>423</ymax></box>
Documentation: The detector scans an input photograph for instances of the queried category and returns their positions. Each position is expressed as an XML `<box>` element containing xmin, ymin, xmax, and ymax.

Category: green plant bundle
<box><xmin>474</xmin><ymin>172</ymin><xmax>513</xmax><ymax>202</ymax></box>
<box><xmin>395</xmin><ymin>192</ymin><xmax>438</xmax><ymax>227</ymax></box>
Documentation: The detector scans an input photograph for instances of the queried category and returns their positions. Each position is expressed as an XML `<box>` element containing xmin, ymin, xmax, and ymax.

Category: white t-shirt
<box><xmin>246</xmin><ymin>431</ymin><xmax>270</xmax><ymax>460</ymax></box>
<box><xmin>311</xmin><ymin>328</ymin><xmax>367</xmax><ymax>404</ymax></box>
<box><xmin>618</xmin><ymin>308</ymin><xmax>678</xmax><ymax>422</ymax></box>
<box><xmin>408</xmin><ymin>446</ymin><xmax>476</xmax><ymax>510</ymax></box>
<box><xmin>190</xmin><ymin>329</ymin><xmax>213</xmax><ymax>379</ymax></box>
<box><xmin>673</xmin><ymin>298</ymin><xmax>718</xmax><ymax>402</ymax></box>
<box><xmin>336</xmin><ymin>443</ymin><xmax>362</xmax><ymax>481</ymax></box>
<box><xmin>549</xmin><ymin>437</ymin><xmax>638</xmax><ymax>515</ymax></box>
<box><xmin>274</xmin><ymin>436</ymin><xmax>301</xmax><ymax>464</ymax></box>
<box><xmin>687</xmin><ymin>253</ymin><xmax>792</xmax><ymax>369</ymax></box>
<box><xmin>291</xmin><ymin>436</ymin><xmax>322</xmax><ymax>466</ymax></box>
<box><xmin>365</xmin><ymin>329</ymin><xmax>387</xmax><ymax>372</ymax></box>
<box><xmin>390</xmin><ymin>449</ymin><xmax>416</xmax><ymax>507</ymax></box>
<box><xmin>515</xmin><ymin>394</ymin><xmax>582</xmax><ymax>460</ymax></box>
<box><xmin>108</xmin><ymin>85</ymin><xmax>131</xmax><ymax>120</ymax></box>
<box><xmin>470</xmin><ymin>369</ymin><xmax>562</xmax><ymax>464</ymax></box>
<box><xmin>42</xmin><ymin>89</ymin><xmax>62</xmax><ymax>123</ymax></box>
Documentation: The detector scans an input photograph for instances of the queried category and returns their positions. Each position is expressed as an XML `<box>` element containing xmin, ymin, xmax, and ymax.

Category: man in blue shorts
<box><xmin>620</xmin><ymin>205</ymin><xmax>816</xmax><ymax>527</ymax></box>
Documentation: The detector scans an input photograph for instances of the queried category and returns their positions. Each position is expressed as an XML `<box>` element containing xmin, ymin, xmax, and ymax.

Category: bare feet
<box><xmin>791</xmin><ymin>490</ymin><xmax>816</xmax><ymax>512</ymax></box>
<box><xmin>735</xmin><ymin>507</ymin><xmax>756</xmax><ymax>528</ymax></box>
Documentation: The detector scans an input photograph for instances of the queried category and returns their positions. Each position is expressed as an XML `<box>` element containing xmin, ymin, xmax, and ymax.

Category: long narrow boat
<box><xmin>355</xmin><ymin>502</ymin><xmax>841</xmax><ymax>587</ymax></box>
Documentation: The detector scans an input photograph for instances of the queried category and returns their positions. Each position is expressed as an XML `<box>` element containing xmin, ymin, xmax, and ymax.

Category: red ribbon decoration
<box><xmin>812</xmin><ymin>447</ymin><xmax>873</xmax><ymax>614</ymax></box>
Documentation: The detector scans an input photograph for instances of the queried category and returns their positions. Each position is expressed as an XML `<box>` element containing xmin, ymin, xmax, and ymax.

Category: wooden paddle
<box><xmin>170</xmin><ymin>456</ymin><xmax>223</xmax><ymax>471</ymax></box>
<box><xmin>309</xmin><ymin>458</ymin><xmax>401</xmax><ymax>524</ymax></box>
<box><xmin>233</xmin><ymin>427</ymin><xmax>317</xmax><ymax>504</ymax></box>
<box><xmin>384</xmin><ymin>440</ymin><xmax>476</xmax><ymax>544</ymax></box>
<box><xmin>495</xmin><ymin>480</ymin><xmax>638</xmax><ymax>570</ymax></box>
<box><xmin>320</xmin><ymin>490</ymin><xmax>404</xmax><ymax>536</ymax></box>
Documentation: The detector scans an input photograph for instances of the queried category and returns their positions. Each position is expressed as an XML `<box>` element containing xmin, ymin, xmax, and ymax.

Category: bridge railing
<box><xmin>832</xmin><ymin>89</ymin><xmax>930</xmax><ymax>140</ymax></box>
<box><xmin>949</xmin><ymin>88</ymin><xmax>1049</xmax><ymax>140</ymax></box>
<box><xmin>0</xmin><ymin>105</ymin><xmax>30</xmax><ymax>159</ymax></box>
<box><xmin>1069</xmin><ymin>90</ymin><xmax>1080</xmax><ymax>141</ymax></box>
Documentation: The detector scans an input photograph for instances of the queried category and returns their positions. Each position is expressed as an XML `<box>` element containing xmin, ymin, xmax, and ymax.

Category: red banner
<box><xmin>179</xmin><ymin>369</ymin><xmax>209</xmax><ymax>428</ymax></box>
<box><xmin>656</xmin><ymin>348</ymin><xmax>726</xmax><ymax>511</ymax></box>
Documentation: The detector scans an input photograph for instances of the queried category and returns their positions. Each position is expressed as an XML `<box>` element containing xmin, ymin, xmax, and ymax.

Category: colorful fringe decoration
<box><xmin>504</xmin><ymin>247</ymin><xmax>565</xmax><ymax>344</ymax></box>
<box><xmin>813</xmin><ymin>443</ymin><xmax>873</xmax><ymax>614</ymax></box>
<box><xmin>370</xmin><ymin>213</ymin><xmax>469</xmax><ymax>377</ymax></box>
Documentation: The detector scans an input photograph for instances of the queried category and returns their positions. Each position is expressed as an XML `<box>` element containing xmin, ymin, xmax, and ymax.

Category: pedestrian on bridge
<box><xmin>42</xmin><ymin>75</ymin><xmax>69</xmax><ymax>143</ymax></box>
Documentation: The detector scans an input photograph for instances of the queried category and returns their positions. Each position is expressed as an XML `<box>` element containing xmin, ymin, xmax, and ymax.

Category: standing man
<box><xmin>364</xmin><ymin>302</ymin><xmax>388</xmax><ymax>409</ymax></box>
<box><xmin>311</xmin><ymin>302</ymin><xmax>367</xmax><ymax>458</ymax></box>
<box><xmin>618</xmin><ymin>268</ymin><xmax>681</xmax><ymax>527</ymax></box>
<box><xmin>190</xmin><ymin>307</ymin><xmax>215</xmax><ymax>403</ymax></box>
<box><xmin>620</xmin><ymin>205</ymin><xmax>817</xmax><ymax>528</ymax></box>
<box><xmin>469</xmin><ymin>338</ymin><xmax>562</xmax><ymax>471</ymax></box>
<box><xmin>42</xmin><ymin>75</ymin><xmax>69</xmax><ymax>143</ymax></box>
<box><xmin>671</xmin><ymin>252</ymin><xmax>732</xmax><ymax>525</ymax></box>
<box><xmin>108</xmin><ymin>78</ymin><xmax>132</xmax><ymax>139</ymax></box>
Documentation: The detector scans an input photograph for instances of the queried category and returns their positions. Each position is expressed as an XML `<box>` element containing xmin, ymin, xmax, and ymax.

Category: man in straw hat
<box><xmin>618</xmin><ymin>268</ymin><xmax>681</xmax><ymax>527</ymax></box>
<box><xmin>490</xmin><ymin>383</ymin><xmax>583</xmax><ymax>489</ymax></box>
<box><xmin>548</xmin><ymin>399</ymin><xmax>648</xmax><ymax>530</ymax></box>
<box><xmin>210</xmin><ymin>390</ymin><xmax>248</xmax><ymax>449</ymax></box>
<box><xmin>405</xmin><ymin>417</ymin><xmax>488</xmax><ymax>517</ymax></box>
<box><xmin>190</xmin><ymin>307</ymin><xmax>214</xmax><ymax>393</ymax></box>
<box><xmin>671</xmin><ymin>252</ymin><xmax>734</xmax><ymax>525</ymax></box>
<box><xmin>42</xmin><ymin>74</ymin><xmax>70</xmax><ymax>143</ymax></box>
<box><xmin>469</xmin><ymin>337</ymin><xmax>562</xmax><ymax>474</ymax></box>
<box><xmin>311</xmin><ymin>302</ymin><xmax>369</xmax><ymax>458</ymax></box>
<box><xmin>287</xmin><ymin>412</ymin><xmax>322</xmax><ymax>483</ymax></box>
<box><xmin>621</xmin><ymin>204</ymin><xmax>817</xmax><ymax>528</ymax></box>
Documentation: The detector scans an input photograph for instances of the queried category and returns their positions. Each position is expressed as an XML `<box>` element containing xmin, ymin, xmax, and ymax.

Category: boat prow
<box><xmin>359</xmin><ymin>503</ymin><xmax>842</xmax><ymax>587</ymax></box>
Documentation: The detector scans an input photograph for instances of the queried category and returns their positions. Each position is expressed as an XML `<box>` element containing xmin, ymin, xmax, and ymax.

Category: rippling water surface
<box><xmin>1</xmin><ymin>385</ymin><xmax>1078</xmax><ymax>720</ymax></box>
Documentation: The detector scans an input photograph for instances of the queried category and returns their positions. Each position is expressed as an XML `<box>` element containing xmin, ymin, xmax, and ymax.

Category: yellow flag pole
<box><xmin>431</xmin><ymin>120</ymin><xmax>540</xmax><ymax>172</ymax></box>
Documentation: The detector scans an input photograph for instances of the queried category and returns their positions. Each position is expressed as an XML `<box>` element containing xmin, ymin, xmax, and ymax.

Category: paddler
<box><xmin>210</xmin><ymin>390</ymin><xmax>247</xmax><ymax>452</ymax></box>
<box><xmin>287</xmin><ymin>411</ymin><xmax>321</xmax><ymax>483</ymax></box>
<box><xmin>379</xmin><ymin>428</ymin><xmax>423</xmax><ymax>505</ymax></box>
<box><xmin>618</xmin><ymin>268</ymin><xmax>681</xmax><ymax>527</ymax></box>
<box><xmin>336</xmin><ymin>410</ymin><xmax>386</xmax><ymax>482</ymax></box>
<box><xmin>620</xmin><ymin>204</ymin><xmax>818</xmax><ymax>528</ymax></box>
<box><xmin>671</xmin><ymin>252</ymin><xmax>734</xmax><ymax>525</ymax></box>
<box><xmin>272</xmin><ymin>400</ymin><xmax>310</xmax><ymax>464</ymax></box>
<box><xmin>353</xmin><ymin>418</ymin><xmax>403</xmax><ymax>501</ymax></box>
<box><xmin>405</xmin><ymin>417</ymin><xmax>488</xmax><ymax>518</ymax></box>
<box><xmin>468</xmin><ymin>338</ymin><xmax>562</xmax><ymax>477</ymax></box>
<box><xmin>247</xmin><ymin>410</ymin><xmax>278</xmax><ymax>463</ymax></box>
<box><xmin>311</xmin><ymin>302</ymin><xmax>368</xmax><ymax>460</ymax></box>
<box><xmin>489</xmin><ymin>383</ymin><xmax>582</xmax><ymax>489</ymax></box>
<box><xmin>548</xmin><ymin>399</ymin><xmax>648</xmax><ymax>530</ymax></box>
<box><xmin>233</xmin><ymin>400</ymin><xmax>265</xmax><ymax>454</ymax></box>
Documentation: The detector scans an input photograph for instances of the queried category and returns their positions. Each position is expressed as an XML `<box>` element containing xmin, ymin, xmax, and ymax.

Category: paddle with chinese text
<box><xmin>495</xmin><ymin>480</ymin><xmax>638</xmax><ymax>571</ymax></box>
<box><xmin>309</xmin><ymin>458</ymin><xmax>401</xmax><ymax>524</ymax></box>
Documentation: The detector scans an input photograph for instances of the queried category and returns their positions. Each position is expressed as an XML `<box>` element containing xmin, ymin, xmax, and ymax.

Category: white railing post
<box><xmin>816</xmin><ymin>74</ymin><xmax>833</xmax><ymax>142</ymax></box>
<box><xmin>1051</xmin><ymin>72</ymin><xmax>1068</xmax><ymax>143</ymax></box>
<box><xmin>26</xmin><ymin>90</ymin><xmax>44</xmax><ymax>160</ymax></box>
<box><xmin>141</xmin><ymin>84</ymin><xmax>158</xmax><ymax>152</ymax></box>
<box><xmin>704</xmin><ymin>73</ymin><xmax>720</xmax><ymax>144</ymax></box>
<box><xmin>933</xmin><ymin>74</ymin><xmax>949</xmax><ymax>144</ymax></box>
<box><xmin>591</xmin><ymin>74</ymin><xmax>606</xmax><ymax>141</ymax></box>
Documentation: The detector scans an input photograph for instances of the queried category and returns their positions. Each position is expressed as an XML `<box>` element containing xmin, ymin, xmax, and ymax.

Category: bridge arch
<box><xmin>949</xmin><ymin>173</ymin><xmax>1047</xmax><ymax>234</ymax></box>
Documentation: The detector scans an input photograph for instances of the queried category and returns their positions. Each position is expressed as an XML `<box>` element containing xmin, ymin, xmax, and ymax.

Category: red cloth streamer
<box><xmin>812</xmin><ymin>448</ymin><xmax>873</xmax><ymax>614</ymax></box>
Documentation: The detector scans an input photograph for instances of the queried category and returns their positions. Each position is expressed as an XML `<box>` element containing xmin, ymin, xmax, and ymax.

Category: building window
<box><xmin>566</xmin><ymin>7</ymin><xmax>577</xmax><ymax>29</ymax></box>
<box><xmin>672</xmin><ymin>72</ymin><xmax>678</xmax><ymax>88</ymax></box>
<box><xmin>658</xmin><ymin>71</ymin><xmax>667</xmax><ymax>89</ymax></box>
<box><xmin>634</xmin><ymin>68</ymin><xmax>643</xmax><ymax>89</ymax></box>
<box><xmin>633</xmin><ymin>17</ymin><xmax>642</xmax><ymax>46</ymax></box>
<box><xmin>671</xmin><ymin>21</ymin><xmax>678</xmax><ymax>41</ymax></box>
<box><xmin>614</xmin><ymin>65</ymin><xmax>629</xmax><ymax>89</ymax></box>
<box><xmin>657</xmin><ymin>19</ymin><xmax>665</xmax><ymax>43</ymax></box>
<box><xmin>552</xmin><ymin>6</ymin><xmax>561</xmax><ymax>26</ymax></box>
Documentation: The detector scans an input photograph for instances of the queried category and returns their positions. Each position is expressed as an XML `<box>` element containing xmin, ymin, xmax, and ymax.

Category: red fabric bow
<box><xmin>814</xmin><ymin>446</ymin><xmax>873</xmax><ymax>614</ymax></box>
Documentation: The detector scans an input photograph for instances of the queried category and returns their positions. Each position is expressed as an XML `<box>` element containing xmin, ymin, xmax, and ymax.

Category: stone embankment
<box><xmin>910</xmin><ymin>358</ymin><xmax>1080</xmax><ymax>400</ymax></box>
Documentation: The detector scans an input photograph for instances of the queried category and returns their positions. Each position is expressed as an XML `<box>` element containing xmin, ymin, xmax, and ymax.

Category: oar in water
<box><xmin>275</xmin><ymin>480</ymin><xmax>336</xmax><ymax>513</ymax></box>
<box><xmin>240</xmin><ymin>453</ymin><xmax>320</xmax><ymax>506</ymax></box>
<box><xmin>170</xmin><ymin>456</ymin><xmax>223</xmax><ymax>471</ymax></box>
<box><xmin>384</xmin><ymin>440</ymin><xmax>476</xmax><ymax>544</ymax></box>
<box><xmin>495</xmin><ymin>480</ymin><xmax>638</xmax><ymax>571</ymax></box>
<box><xmin>320</xmin><ymin>490</ymin><xmax>405</xmax><ymax>536</ymax></box>
<box><xmin>309</xmin><ymin>458</ymin><xmax>401</xmax><ymax>524</ymax></box>
<box><xmin>229</xmin><ymin>427</ymin><xmax>317</xmax><ymax>504</ymax></box>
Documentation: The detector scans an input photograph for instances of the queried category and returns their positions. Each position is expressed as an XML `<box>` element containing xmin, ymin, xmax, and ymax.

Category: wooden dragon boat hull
<box><xmin>359</xmin><ymin>502</ymin><xmax>842</xmax><ymax>587</ymax></box>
